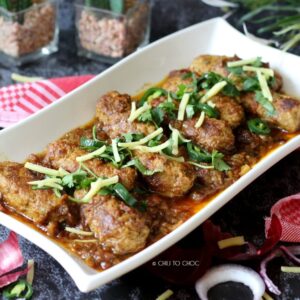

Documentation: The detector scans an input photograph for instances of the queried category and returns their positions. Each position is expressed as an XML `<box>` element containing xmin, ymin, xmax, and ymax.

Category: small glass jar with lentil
<box><xmin>75</xmin><ymin>0</ymin><xmax>151</xmax><ymax>63</ymax></box>
<box><xmin>0</xmin><ymin>0</ymin><xmax>59</xmax><ymax>67</ymax></box>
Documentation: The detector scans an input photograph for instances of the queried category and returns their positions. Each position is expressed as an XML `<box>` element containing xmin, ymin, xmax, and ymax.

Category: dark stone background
<box><xmin>1</xmin><ymin>0</ymin><xmax>300</xmax><ymax>299</ymax></box>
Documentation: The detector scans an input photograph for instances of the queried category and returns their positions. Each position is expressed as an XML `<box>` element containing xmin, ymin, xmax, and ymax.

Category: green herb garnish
<box><xmin>122</xmin><ymin>158</ymin><xmax>161</xmax><ymax>176</ymax></box>
<box><xmin>211</xmin><ymin>150</ymin><xmax>231</xmax><ymax>171</ymax></box>
<box><xmin>247</xmin><ymin>118</ymin><xmax>271</xmax><ymax>135</ymax></box>
<box><xmin>255</xmin><ymin>91</ymin><xmax>276</xmax><ymax>116</ymax></box>
<box><xmin>198</xmin><ymin>72</ymin><xmax>240</xmax><ymax>97</ymax></box>
<box><xmin>187</xmin><ymin>143</ymin><xmax>230</xmax><ymax>171</ymax></box>
<box><xmin>3</xmin><ymin>280</ymin><xmax>33</xmax><ymax>300</ymax></box>
<box><xmin>140</xmin><ymin>87</ymin><xmax>168</xmax><ymax>105</ymax></box>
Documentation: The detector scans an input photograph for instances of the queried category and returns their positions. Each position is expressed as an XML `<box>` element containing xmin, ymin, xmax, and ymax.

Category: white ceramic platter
<box><xmin>1</xmin><ymin>17</ymin><xmax>300</xmax><ymax>292</ymax></box>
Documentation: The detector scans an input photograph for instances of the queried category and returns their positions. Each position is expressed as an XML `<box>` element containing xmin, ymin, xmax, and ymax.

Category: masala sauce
<box><xmin>1</xmin><ymin>118</ymin><xmax>298</xmax><ymax>272</ymax></box>
<box><xmin>1</xmin><ymin>73</ymin><xmax>299</xmax><ymax>272</ymax></box>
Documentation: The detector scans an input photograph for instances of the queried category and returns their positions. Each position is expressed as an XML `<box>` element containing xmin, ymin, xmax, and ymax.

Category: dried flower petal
<box><xmin>0</xmin><ymin>232</ymin><xmax>23</xmax><ymax>277</ymax></box>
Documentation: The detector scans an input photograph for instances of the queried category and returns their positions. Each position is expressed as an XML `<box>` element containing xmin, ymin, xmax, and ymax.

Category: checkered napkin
<box><xmin>265</xmin><ymin>193</ymin><xmax>300</xmax><ymax>242</ymax></box>
<box><xmin>0</xmin><ymin>75</ymin><xmax>94</xmax><ymax>128</ymax></box>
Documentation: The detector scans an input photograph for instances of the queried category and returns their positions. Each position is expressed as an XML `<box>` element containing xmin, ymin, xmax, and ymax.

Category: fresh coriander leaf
<box><xmin>158</xmin><ymin>100</ymin><xmax>177</xmax><ymax>119</ymax></box>
<box><xmin>197</xmin><ymin>103</ymin><xmax>219</xmax><ymax>118</ymax></box>
<box><xmin>80</xmin><ymin>137</ymin><xmax>105</xmax><ymax>151</ymax></box>
<box><xmin>147</xmin><ymin>134</ymin><xmax>163</xmax><ymax>147</ymax></box>
<box><xmin>151</xmin><ymin>107</ymin><xmax>165</xmax><ymax>126</ymax></box>
<box><xmin>243</xmin><ymin>76</ymin><xmax>260</xmax><ymax>91</ymax></box>
<box><xmin>227</xmin><ymin>66</ymin><xmax>243</xmax><ymax>75</ymax></box>
<box><xmin>211</xmin><ymin>150</ymin><xmax>231</xmax><ymax>171</ymax></box>
<box><xmin>251</xmin><ymin>57</ymin><xmax>262</xmax><ymax>67</ymax></box>
<box><xmin>138</xmin><ymin>109</ymin><xmax>152</xmax><ymax>123</ymax></box>
<box><xmin>222</xmin><ymin>79</ymin><xmax>240</xmax><ymax>97</ymax></box>
<box><xmin>171</xmin><ymin>84</ymin><xmax>187</xmax><ymax>100</ymax></box>
<box><xmin>62</xmin><ymin>170</ymin><xmax>88</xmax><ymax>188</ymax></box>
<box><xmin>186</xmin><ymin>143</ymin><xmax>212</xmax><ymax>163</ymax></box>
<box><xmin>123</xmin><ymin>158</ymin><xmax>161</xmax><ymax>176</ymax></box>
<box><xmin>255</xmin><ymin>91</ymin><xmax>276</xmax><ymax>116</ymax></box>
<box><xmin>198</xmin><ymin>72</ymin><xmax>239</xmax><ymax>97</ymax></box>
<box><xmin>122</xmin><ymin>133</ymin><xmax>144</xmax><ymax>143</ymax></box>
<box><xmin>186</xmin><ymin>104</ymin><xmax>195</xmax><ymax>118</ymax></box>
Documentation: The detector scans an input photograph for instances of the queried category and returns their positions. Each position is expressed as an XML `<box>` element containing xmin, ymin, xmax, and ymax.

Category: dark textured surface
<box><xmin>0</xmin><ymin>0</ymin><xmax>300</xmax><ymax>299</ymax></box>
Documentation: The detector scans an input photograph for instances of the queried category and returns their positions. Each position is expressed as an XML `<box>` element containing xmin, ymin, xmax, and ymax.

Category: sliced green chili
<box><xmin>247</xmin><ymin>118</ymin><xmax>271</xmax><ymax>135</ymax></box>
<box><xmin>3</xmin><ymin>280</ymin><xmax>33</xmax><ymax>299</ymax></box>
<box><xmin>112</xmin><ymin>183</ymin><xmax>146</xmax><ymax>211</ymax></box>
<box><xmin>140</xmin><ymin>87</ymin><xmax>168</xmax><ymax>105</ymax></box>
<box><xmin>197</xmin><ymin>103</ymin><xmax>219</xmax><ymax>118</ymax></box>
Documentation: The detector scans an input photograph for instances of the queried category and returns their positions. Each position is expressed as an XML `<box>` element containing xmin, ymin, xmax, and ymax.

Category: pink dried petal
<box><xmin>0</xmin><ymin>232</ymin><xmax>24</xmax><ymax>276</ymax></box>
<box><xmin>0</xmin><ymin>268</ymin><xmax>28</xmax><ymax>288</ymax></box>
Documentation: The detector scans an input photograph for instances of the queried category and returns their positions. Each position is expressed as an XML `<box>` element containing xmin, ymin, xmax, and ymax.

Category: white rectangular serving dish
<box><xmin>1</xmin><ymin>17</ymin><xmax>300</xmax><ymax>292</ymax></box>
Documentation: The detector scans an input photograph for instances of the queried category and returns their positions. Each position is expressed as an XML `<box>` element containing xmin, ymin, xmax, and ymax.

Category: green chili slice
<box><xmin>3</xmin><ymin>280</ymin><xmax>33</xmax><ymax>299</ymax></box>
<box><xmin>197</xmin><ymin>103</ymin><xmax>219</xmax><ymax>118</ymax></box>
<box><xmin>112</xmin><ymin>183</ymin><xmax>146</xmax><ymax>211</ymax></box>
<box><xmin>140</xmin><ymin>88</ymin><xmax>168</xmax><ymax>105</ymax></box>
<box><xmin>247</xmin><ymin>118</ymin><xmax>271</xmax><ymax>135</ymax></box>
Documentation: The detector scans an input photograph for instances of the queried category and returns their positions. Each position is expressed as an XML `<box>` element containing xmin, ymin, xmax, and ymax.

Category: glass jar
<box><xmin>0</xmin><ymin>0</ymin><xmax>59</xmax><ymax>67</ymax></box>
<box><xmin>75</xmin><ymin>0</ymin><xmax>151</xmax><ymax>64</ymax></box>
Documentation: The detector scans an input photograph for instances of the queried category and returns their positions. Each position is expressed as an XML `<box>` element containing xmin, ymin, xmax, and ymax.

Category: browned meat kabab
<box><xmin>161</xmin><ymin>69</ymin><xmax>193</xmax><ymax>93</ymax></box>
<box><xmin>80</xmin><ymin>194</ymin><xmax>150</xmax><ymax>255</ymax></box>
<box><xmin>96</xmin><ymin>91</ymin><xmax>196</xmax><ymax>197</ymax></box>
<box><xmin>241</xmin><ymin>92</ymin><xmax>300</xmax><ymax>132</ymax></box>
<box><xmin>96</xmin><ymin>91</ymin><xmax>155</xmax><ymax>138</ymax></box>
<box><xmin>190</xmin><ymin>54</ymin><xmax>283</xmax><ymax>91</ymax></box>
<box><xmin>172</xmin><ymin>118</ymin><xmax>235</xmax><ymax>153</ymax></box>
<box><xmin>135</xmin><ymin>150</ymin><xmax>196</xmax><ymax>197</ymax></box>
<box><xmin>44</xmin><ymin>127</ymin><xmax>137</xmax><ymax>191</ymax></box>
<box><xmin>209</xmin><ymin>95</ymin><xmax>245</xmax><ymax>128</ymax></box>
<box><xmin>190</xmin><ymin>55</ymin><xmax>238</xmax><ymax>77</ymax></box>
<box><xmin>0</xmin><ymin>162</ymin><xmax>71</xmax><ymax>227</ymax></box>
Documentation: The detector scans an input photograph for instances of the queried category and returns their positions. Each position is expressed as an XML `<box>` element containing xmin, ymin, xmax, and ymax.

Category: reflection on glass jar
<box><xmin>75</xmin><ymin>0</ymin><xmax>151</xmax><ymax>63</ymax></box>
<box><xmin>0</xmin><ymin>0</ymin><xmax>59</xmax><ymax>66</ymax></box>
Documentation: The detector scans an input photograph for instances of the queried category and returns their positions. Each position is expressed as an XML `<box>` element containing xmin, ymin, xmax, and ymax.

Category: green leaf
<box><xmin>113</xmin><ymin>183</ymin><xmax>146</xmax><ymax>211</ymax></box>
<box><xmin>186</xmin><ymin>143</ymin><xmax>212</xmax><ymax>163</ymax></box>
<box><xmin>158</xmin><ymin>100</ymin><xmax>177</xmax><ymax>119</ymax></box>
<box><xmin>186</xmin><ymin>104</ymin><xmax>195</xmax><ymax>119</ymax></box>
<box><xmin>227</xmin><ymin>66</ymin><xmax>243</xmax><ymax>75</ymax></box>
<box><xmin>197</xmin><ymin>103</ymin><xmax>219</xmax><ymax>118</ymax></box>
<box><xmin>140</xmin><ymin>87</ymin><xmax>167</xmax><ymax>105</ymax></box>
<box><xmin>171</xmin><ymin>84</ymin><xmax>187</xmax><ymax>100</ymax></box>
<box><xmin>122</xmin><ymin>132</ymin><xmax>144</xmax><ymax>143</ymax></box>
<box><xmin>138</xmin><ymin>109</ymin><xmax>152</xmax><ymax>123</ymax></box>
<box><xmin>255</xmin><ymin>91</ymin><xmax>276</xmax><ymax>116</ymax></box>
<box><xmin>80</xmin><ymin>137</ymin><xmax>105</xmax><ymax>151</ymax></box>
<box><xmin>3</xmin><ymin>280</ymin><xmax>33</xmax><ymax>299</ymax></box>
<box><xmin>147</xmin><ymin>134</ymin><xmax>163</xmax><ymax>147</ymax></box>
<box><xmin>243</xmin><ymin>76</ymin><xmax>260</xmax><ymax>91</ymax></box>
<box><xmin>198</xmin><ymin>72</ymin><xmax>240</xmax><ymax>97</ymax></box>
<box><xmin>151</xmin><ymin>107</ymin><xmax>165</xmax><ymax>126</ymax></box>
<box><xmin>211</xmin><ymin>150</ymin><xmax>231</xmax><ymax>171</ymax></box>
<box><xmin>62</xmin><ymin>170</ymin><xmax>89</xmax><ymax>189</ymax></box>
<box><xmin>251</xmin><ymin>57</ymin><xmax>262</xmax><ymax>67</ymax></box>
<box><xmin>123</xmin><ymin>158</ymin><xmax>161</xmax><ymax>176</ymax></box>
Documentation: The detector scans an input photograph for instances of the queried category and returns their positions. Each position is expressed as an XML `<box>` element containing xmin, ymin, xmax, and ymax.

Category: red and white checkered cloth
<box><xmin>0</xmin><ymin>75</ymin><xmax>94</xmax><ymax>127</ymax></box>
<box><xmin>265</xmin><ymin>193</ymin><xmax>300</xmax><ymax>242</ymax></box>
